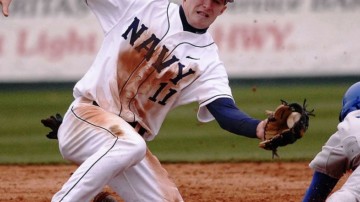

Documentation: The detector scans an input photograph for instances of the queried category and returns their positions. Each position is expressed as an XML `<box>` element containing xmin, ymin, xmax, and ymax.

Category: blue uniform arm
<box><xmin>302</xmin><ymin>171</ymin><xmax>339</xmax><ymax>202</ymax></box>
<box><xmin>206</xmin><ymin>98</ymin><xmax>260</xmax><ymax>138</ymax></box>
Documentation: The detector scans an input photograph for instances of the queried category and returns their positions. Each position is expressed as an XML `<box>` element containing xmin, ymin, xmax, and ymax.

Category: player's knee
<box><xmin>131</xmin><ymin>136</ymin><xmax>147</xmax><ymax>158</ymax></box>
<box><xmin>119</xmin><ymin>133</ymin><xmax>147</xmax><ymax>164</ymax></box>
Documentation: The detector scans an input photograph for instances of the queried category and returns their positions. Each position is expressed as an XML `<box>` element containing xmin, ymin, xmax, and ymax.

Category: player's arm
<box><xmin>302</xmin><ymin>171</ymin><xmax>339</xmax><ymax>202</ymax></box>
<box><xmin>0</xmin><ymin>0</ymin><xmax>12</xmax><ymax>17</ymax></box>
<box><xmin>206</xmin><ymin>97</ymin><xmax>265</xmax><ymax>139</ymax></box>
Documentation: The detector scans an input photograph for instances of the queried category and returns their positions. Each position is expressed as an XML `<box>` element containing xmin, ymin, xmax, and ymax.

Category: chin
<box><xmin>194</xmin><ymin>22</ymin><xmax>210</xmax><ymax>29</ymax></box>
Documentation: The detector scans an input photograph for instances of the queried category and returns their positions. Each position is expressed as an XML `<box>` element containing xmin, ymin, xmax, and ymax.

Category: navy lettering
<box><xmin>170</xmin><ymin>63</ymin><xmax>195</xmax><ymax>85</ymax></box>
<box><xmin>149</xmin><ymin>82</ymin><xmax>167</xmax><ymax>102</ymax></box>
<box><xmin>158</xmin><ymin>88</ymin><xmax>177</xmax><ymax>105</ymax></box>
<box><xmin>152</xmin><ymin>45</ymin><xmax>179</xmax><ymax>73</ymax></box>
<box><xmin>135</xmin><ymin>34</ymin><xmax>160</xmax><ymax>60</ymax></box>
<box><xmin>121</xmin><ymin>17</ymin><xmax>148</xmax><ymax>46</ymax></box>
<box><xmin>149</xmin><ymin>82</ymin><xmax>177</xmax><ymax>105</ymax></box>
<box><xmin>121</xmin><ymin>17</ymin><xmax>199</xmax><ymax>106</ymax></box>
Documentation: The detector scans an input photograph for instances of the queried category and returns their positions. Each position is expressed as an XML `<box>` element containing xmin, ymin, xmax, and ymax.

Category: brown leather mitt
<box><xmin>259</xmin><ymin>99</ymin><xmax>314</xmax><ymax>158</ymax></box>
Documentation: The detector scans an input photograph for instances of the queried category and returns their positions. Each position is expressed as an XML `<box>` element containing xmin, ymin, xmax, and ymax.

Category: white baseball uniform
<box><xmin>309</xmin><ymin>110</ymin><xmax>360</xmax><ymax>201</ymax></box>
<box><xmin>52</xmin><ymin>0</ymin><xmax>233</xmax><ymax>201</ymax></box>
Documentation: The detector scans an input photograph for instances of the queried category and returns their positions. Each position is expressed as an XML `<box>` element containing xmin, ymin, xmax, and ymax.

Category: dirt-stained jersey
<box><xmin>75</xmin><ymin>0</ymin><xmax>233</xmax><ymax>140</ymax></box>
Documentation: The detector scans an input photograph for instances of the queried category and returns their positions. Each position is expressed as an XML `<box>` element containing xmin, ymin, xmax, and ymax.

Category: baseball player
<box><xmin>302</xmin><ymin>81</ymin><xmax>360</xmax><ymax>202</ymax></box>
<box><xmin>2</xmin><ymin>0</ymin><xmax>267</xmax><ymax>201</ymax></box>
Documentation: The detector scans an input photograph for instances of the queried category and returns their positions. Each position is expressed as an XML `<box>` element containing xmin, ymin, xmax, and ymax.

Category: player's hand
<box><xmin>256</xmin><ymin>120</ymin><xmax>267</xmax><ymax>140</ymax></box>
<box><xmin>0</xmin><ymin>0</ymin><xmax>12</xmax><ymax>17</ymax></box>
<box><xmin>41</xmin><ymin>113</ymin><xmax>63</xmax><ymax>140</ymax></box>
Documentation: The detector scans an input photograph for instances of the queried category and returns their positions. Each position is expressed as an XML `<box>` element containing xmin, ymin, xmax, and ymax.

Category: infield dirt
<box><xmin>0</xmin><ymin>162</ymin><xmax>349</xmax><ymax>202</ymax></box>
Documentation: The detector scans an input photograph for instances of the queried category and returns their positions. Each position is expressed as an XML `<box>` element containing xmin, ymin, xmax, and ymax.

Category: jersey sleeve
<box><xmin>177</xmin><ymin>61</ymin><xmax>233</xmax><ymax>123</ymax></box>
<box><xmin>85</xmin><ymin>0</ymin><xmax>135</xmax><ymax>33</ymax></box>
<box><xmin>197</xmin><ymin>69</ymin><xmax>233</xmax><ymax>123</ymax></box>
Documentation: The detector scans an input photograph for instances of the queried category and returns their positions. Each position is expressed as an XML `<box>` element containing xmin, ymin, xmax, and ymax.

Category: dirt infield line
<box><xmin>0</xmin><ymin>162</ymin><xmax>348</xmax><ymax>202</ymax></box>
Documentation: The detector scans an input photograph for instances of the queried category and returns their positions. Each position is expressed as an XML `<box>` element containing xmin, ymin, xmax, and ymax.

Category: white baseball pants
<box><xmin>52</xmin><ymin>97</ymin><xmax>183</xmax><ymax>202</ymax></box>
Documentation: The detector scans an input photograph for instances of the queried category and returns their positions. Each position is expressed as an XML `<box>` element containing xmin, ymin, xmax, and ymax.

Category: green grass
<box><xmin>0</xmin><ymin>82</ymin><xmax>351</xmax><ymax>164</ymax></box>
<box><xmin>0</xmin><ymin>89</ymin><xmax>73</xmax><ymax>164</ymax></box>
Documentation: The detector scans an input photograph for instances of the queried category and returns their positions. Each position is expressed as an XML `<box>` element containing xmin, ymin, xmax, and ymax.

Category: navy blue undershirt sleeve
<box><xmin>206</xmin><ymin>98</ymin><xmax>260</xmax><ymax>138</ymax></box>
<box><xmin>302</xmin><ymin>171</ymin><xmax>339</xmax><ymax>202</ymax></box>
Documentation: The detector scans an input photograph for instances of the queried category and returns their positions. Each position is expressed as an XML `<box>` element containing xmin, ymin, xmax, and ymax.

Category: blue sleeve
<box><xmin>206</xmin><ymin>98</ymin><xmax>260</xmax><ymax>138</ymax></box>
<box><xmin>302</xmin><ymin>171</ymin><xmax>339</xmax><ymax>202</ymax></box>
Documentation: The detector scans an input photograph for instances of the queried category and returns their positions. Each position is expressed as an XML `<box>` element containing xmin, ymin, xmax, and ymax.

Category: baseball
<box><xmin>287</xmin><ymin>112</ymin><xmax>301</xmax><ymax>128</ymax></box>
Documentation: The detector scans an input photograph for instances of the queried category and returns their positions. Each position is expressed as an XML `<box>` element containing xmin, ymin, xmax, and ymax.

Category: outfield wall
<box><xmin>0</xmin><ymin>0</ymin><xmax>359</xmax><ymax>82</ymax></box>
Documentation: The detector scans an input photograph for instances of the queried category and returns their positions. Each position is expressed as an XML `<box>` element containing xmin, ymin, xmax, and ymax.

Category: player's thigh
<box><xmin>58</xmin><ymin>98</ymin><xmax>141</xmax><ymax>164</ymax></box>
<box><xmin>327</xmin><ymin>166</ymin><xmax>360</xmax><ymax>202</ymax></box>
<box><xmin>326</xmin><ymin>190</ymin><xmax>358</xmax><ymax>202</ymax></box>
<box><xmin>108</xmin><ymin>148</ymin><xmax>183</xmax><ymax>202</ymax></box>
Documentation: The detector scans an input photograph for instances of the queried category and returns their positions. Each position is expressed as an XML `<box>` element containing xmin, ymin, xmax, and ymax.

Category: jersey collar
<box><xmin>179</xmin><ymin>6</ymin><xmax>208</xmax><ymax>34</ymax></box>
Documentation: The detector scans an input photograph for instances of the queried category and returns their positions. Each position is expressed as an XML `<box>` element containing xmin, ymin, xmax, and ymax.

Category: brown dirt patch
<box><xmin>0</xmin><ymin>162</ymin><xmax>348</xmax><ymax>202</ymax></box>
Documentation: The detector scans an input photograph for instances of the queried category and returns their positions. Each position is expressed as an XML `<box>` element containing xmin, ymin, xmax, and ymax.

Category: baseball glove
<box><xmin>41</xmin><ymin>113</ymin><xmax>63</xmax><ymax>140</ymax></box>
<box><xmin>259</xmin><ymin>99</ymin><xmax>314</xmax><ymax>158</ymax></box>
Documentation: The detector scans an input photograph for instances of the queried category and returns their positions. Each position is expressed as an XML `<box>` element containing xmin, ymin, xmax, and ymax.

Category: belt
<box><xmin>92</xmin><ymin>101</ymin><xmax>146</xmax><ymax>136</ymax></box>
<box><xmin>127</xmin><ymin>121</ymin><xmax>146</xmax><ymax>136</ymax></box>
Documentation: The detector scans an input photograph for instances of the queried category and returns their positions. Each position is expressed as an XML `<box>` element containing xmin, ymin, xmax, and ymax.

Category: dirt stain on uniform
<box><xmin>116</xmin><ymin>33</ymin><xmax>200</xmax><ymax>134</ymax></box>
<box><xmin>145</xmin><ymin>148</ymin><xmax>183</xmax><ymax>202</ymax></box>
<box><xmin>74</xmin><ymin>101</ymin><xmax>125</xmax><ymax>137</ymax></box>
